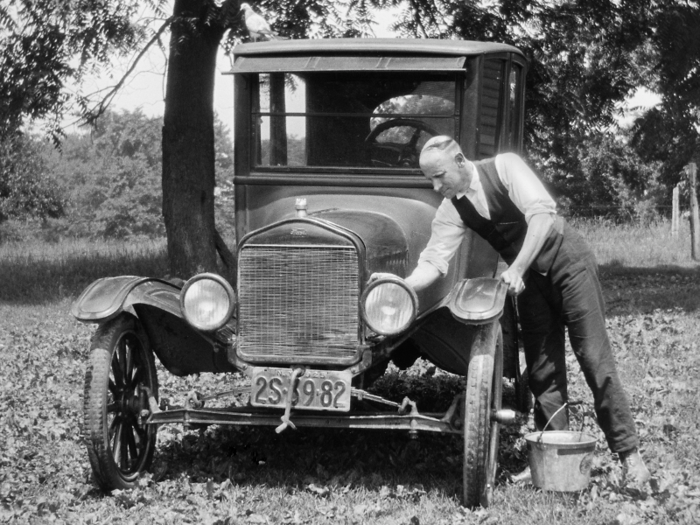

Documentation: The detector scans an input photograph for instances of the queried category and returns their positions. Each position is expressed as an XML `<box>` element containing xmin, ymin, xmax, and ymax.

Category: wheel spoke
<box><xmin>119</xmin><ymin>422</ymin><xmax>131</xmax><ymax>470</ymax></box>
<box><xmin>111</xmin><ymin>419</ymin><xmax>123</xmax><ymax>465</ymax></box>
<box><xmin>124</xmin><ymin>338</ymin><xmax>135</xmax><ymax>385</ymax></box>
<box><xmin>108</xmin><ymin>414</ymin><xmax>120</xmax><ymax>439</ymax></box>
<box><xmin>131</xmin><ymin>365</ymin><xmax>143</xmax><ymax>386</ymax></box>
<box><xmin>125</xmin><ymin>423</ymin><xmax>139</xmax><ymax>462</ymax></box>
<box><xmin>106</xmin><ymin>402</ymin><xmax>119</xmax><ymax>413</ymax></box>
<box><xmin>108</xmin><ymin>378</ymin><xmax>118</xmax><ymax>397</ymax></box>
<box><xmin>111</xmin><ymin>340</ymin><xmax>125</xmax><ymax>387</ymax></box>
<box><xmin>118</xmin><ymin>338</ymin><xmax>129</xmax><ymax>384</ymax></box>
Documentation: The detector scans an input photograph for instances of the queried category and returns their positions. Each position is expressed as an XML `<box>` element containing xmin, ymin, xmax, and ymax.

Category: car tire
<box><xmin>463</xmin><ymin>322</ymin><xmax>502</xmax><ymax>508</ymax></box>
<box><xmin>83</xmin><ymin>314</ymin><xmax>158</xmax><ymax>491</ymax></box>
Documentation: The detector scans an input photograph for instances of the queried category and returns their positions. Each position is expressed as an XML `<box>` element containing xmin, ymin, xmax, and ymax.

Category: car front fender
<box><xmin>446</xmin><ymin>277</ymin><xmax>507</xmax><ymax>325</ymax></box>
<box><xmin>71</xmin><ymin>276</ymin><xmax>182</xmax><ymax>323</ymax></box>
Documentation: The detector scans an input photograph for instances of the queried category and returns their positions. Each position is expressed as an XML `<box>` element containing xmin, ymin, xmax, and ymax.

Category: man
<box><xmin>399</xmin><ymin>135</ymin><xmax>650</xmax><ymax>484</ymax></box>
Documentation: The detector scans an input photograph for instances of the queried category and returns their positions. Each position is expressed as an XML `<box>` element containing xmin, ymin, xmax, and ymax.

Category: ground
<box><xmin>1</xmin><ymin>264</ymin><xmax>699</xmax><ymax>524</ymax></box>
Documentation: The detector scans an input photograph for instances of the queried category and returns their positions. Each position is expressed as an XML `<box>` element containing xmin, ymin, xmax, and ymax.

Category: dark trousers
<box><xmin>516</xmin><ymin>223</ymin><xmax>639</xmax><ymax>454</ymax></box>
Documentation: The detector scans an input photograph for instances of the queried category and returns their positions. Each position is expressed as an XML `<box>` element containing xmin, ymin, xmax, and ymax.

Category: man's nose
<box><xmin>432</xmin><ymin>180</ymin><xmax>442</xmax><ymax>192</ymax></box>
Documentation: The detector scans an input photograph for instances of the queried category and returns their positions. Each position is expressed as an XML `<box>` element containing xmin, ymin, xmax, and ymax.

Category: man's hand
<box><xmin>499</xmin><ymin>213</ymin><xmax>554</xmax><ymax>297</ymax></box>
<box><xmin>370</xmin><ymin>263</ymin><xmax>441</xmax><ymax>293</ymax></box>
<box><xmin>500</xmin><ymin>267</ymin><xmax>525</xmax><ymax>296</ymax></box>
<box><xmin>368</xmin><ymin>272</ymin><xmax>397</xmax><ymax>284</ymax></box>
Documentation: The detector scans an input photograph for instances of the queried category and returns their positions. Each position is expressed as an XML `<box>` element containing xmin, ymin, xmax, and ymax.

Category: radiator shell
<box><xmin>236</xmin><ymin>219</ymin><xmax>364</xmax><ymax>365</ymax></box>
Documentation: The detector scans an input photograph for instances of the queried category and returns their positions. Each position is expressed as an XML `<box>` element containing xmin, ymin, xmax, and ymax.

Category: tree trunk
<box><xmin>163</xmin><ymin>0</ymin><xmax>226</xmax><ymax>278</ymax></box>
<box><xmin>269</xmin><ymin>73</ymin><xmax>287</xmax><ymax>166</ymax></box>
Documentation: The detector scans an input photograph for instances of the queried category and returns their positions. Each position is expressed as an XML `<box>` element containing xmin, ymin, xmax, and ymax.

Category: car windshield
<box><xmin>253</xmin><ymin>72</ymin><xmax>459</xmax><ymax>169</ymax></box>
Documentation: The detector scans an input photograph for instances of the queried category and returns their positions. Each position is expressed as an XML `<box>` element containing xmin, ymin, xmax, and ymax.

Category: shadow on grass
<box><xmin>135</xmin><ymin>377</ymin><xmax>527</xmax><ymax>504</ymax></box>
<box><xmin>598</xmin><ymin>263</ymin><xmax>700</xmax><ymax>315</ymax></box>
<box><xmin>153</xmin><ymin>425</ymin><xmax>465</xmax><ymax>498</ymax></box>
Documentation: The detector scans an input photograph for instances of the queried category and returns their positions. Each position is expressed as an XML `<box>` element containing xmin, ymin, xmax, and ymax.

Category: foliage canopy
<box><xmin>2</xmin><ymin>0</ymin><xmax>700</xmax><ymax>253</ymax></box>
<box><xmin>0</xmin><ymin>109</ymin><xmax>233</xmax><ymax>243</ymax></box>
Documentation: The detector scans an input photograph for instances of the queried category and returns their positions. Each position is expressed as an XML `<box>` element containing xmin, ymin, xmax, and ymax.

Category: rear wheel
<box><xmin>83</xmin><ymin>314</ymin><xmax>158</xmax><ymax>490</ymax></box>
<box><xmin>463</xmin><ymin>322</ymin><xmax>503</xmax><ymax>508</ymax></box>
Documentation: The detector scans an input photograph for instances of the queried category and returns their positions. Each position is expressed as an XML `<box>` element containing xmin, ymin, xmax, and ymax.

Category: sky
<box><xmin>82</xmin><ymin>8</ymin><xmax>399</xmax><ymax>138</ymax></box>
<box><xmin>75</xmin><ymin>39</ymin><xmax>234</xmax><ymax>133</ymax></box>
<box><xmin>76</xmin><ymin>6</ymin><xmax>660</xmax><ymax>135</ymax></box>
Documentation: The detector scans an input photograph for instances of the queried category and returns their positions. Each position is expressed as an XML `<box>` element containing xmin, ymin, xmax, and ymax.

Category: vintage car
<box><xmin>72</xmin><ymin>38</ymin><xmax>530</xmax><ymax>508</ymax></box>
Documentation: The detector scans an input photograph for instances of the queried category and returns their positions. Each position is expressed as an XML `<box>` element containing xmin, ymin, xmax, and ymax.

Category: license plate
<box><xmin>251</xmin><ymin>367</ymin><xmax>352</xmax><ymax>412</ymax></box>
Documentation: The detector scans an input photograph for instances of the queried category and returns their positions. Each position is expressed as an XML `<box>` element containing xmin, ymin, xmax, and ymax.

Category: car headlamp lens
<box><xmin>180</xmin><ymin>274</ymin><xmax>235</xmax><ymax>331</ymax></box>
<box><xmin>361</xmin><ymin>278</ymin><xmax>418</xmax><ymax>335</ymax></box>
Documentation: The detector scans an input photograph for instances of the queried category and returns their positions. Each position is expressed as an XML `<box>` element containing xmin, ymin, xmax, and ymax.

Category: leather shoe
<box><xmin>620</xmin><ymin>449</ymin><xmax>651</xmax><ymax>485</ymax></box>
<box><xmin>510</xmin><ymin>465</ymin><xmax>532</xmax><ymax>484</ymax></box>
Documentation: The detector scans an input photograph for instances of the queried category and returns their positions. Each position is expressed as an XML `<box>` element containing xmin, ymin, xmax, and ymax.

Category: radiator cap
<box><xmin>295</xmin><ymin>198</ymin><xmax>308</xmax><ymax>217</ymax></box>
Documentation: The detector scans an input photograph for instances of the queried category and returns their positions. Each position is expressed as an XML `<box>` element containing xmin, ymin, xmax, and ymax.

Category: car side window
<box><xmin>479</xmin><ymin>59</ymin><xmax>506</xmax><ymax>158</ymax></box>
<box><xmin>254</xmin><ymin>73</ymin><xmax>459</xmax><ymax>170</ymax></box>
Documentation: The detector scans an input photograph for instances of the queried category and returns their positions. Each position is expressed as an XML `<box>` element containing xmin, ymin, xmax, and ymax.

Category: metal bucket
<box><xmin>524</xmin><ymin>430</ymin><xmax>597</xmax><ymax>491</ymax></box>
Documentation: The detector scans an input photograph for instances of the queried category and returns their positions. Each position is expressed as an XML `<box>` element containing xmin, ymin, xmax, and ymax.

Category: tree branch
<box><xmin>409</xmin><ymin>0</ymin><xmax>431</xmax><ymax>38</ymax></box>
<box><xmin>83</xmin><ymin>16</ymin><xmax>174</xmax><ymax>125</ymax></box>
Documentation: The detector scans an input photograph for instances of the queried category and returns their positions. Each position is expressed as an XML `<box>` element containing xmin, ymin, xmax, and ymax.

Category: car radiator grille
<box><xmin>237</xmin><ymin>245</ymin><xmax>360</xmax><ymax>364</ymax></box>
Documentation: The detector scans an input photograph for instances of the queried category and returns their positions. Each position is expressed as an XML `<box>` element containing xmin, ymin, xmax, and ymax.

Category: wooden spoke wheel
<box><xmin>463</xmin><ymin>322</ymin><xmax>503</xmax><ymax>508</ymax></box>
<box><xmin>83</xmin><ymin>314</ymin><xmax>158</xmax><ymax>490</ymax></box>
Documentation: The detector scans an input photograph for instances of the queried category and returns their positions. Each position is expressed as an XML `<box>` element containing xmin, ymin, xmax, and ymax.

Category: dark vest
<box><xmin>451</xmin><ymin>158</ymin><xmax>563</xmax><ymax>274</ymax></box>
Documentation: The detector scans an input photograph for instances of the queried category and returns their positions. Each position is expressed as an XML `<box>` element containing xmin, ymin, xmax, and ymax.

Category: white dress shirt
<box><xmin>417</xmin><ymin>152</ymin><xmax>557</xmax><ymax>275</ymax></box>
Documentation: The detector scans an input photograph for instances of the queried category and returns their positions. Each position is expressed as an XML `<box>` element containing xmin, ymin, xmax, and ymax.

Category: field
<box><xmin>1</xmin><ymin>219</ymin><xmax>699</xmax><ymax>524</ymax></box>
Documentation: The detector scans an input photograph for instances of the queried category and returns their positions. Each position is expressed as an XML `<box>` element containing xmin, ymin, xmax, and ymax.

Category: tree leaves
<box><xmin>0</xmin><ymin>0</ymin><xmax>151</xmax><ymax>140</ymax></box>
<box><xmin>0</xmin><ymin>132</ymin><xmax>66</xmax><ymax>226</ymax></box>
<box><xmin>383</xmin><ymin>0</ymin><xmax>700</xmax><ymax>211</ymax></box>
<box><xmin>1</xmin><ymin>108</ymin><xmax>233</xmax><ymax>242</ymax></box>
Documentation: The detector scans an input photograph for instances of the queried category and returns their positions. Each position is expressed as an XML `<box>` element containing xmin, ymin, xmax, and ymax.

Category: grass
<box><xmin>1</xmin><ymin>219</ymin><xmax>700</xmax><ymax>524</ymax></box>
<box><xmin>570</xmin><ymin>217</ymin><xmax>699</xmax><ymax>269</ymax></box>
<box><xmin>0</xmin><ymin>238</ymin><xmax>169</xmax><ymax>304</ymax></box>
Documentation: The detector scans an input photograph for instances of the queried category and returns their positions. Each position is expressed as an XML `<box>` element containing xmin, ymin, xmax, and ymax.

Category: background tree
<box><xmin>162</xmin><ymin>0</ymin><xmax>370</xmax><ymax>277</ymax></box>
<box><xmin>0</xmin><ymin>134</ymin><xmax>65</xmax><ymax>230</ymax></box>
<box><xmin>1</xmin><ymin>0</ymin><xmax>366</xmax><ymax>276</ymax></box>
<box><xmin>3</xmin><ymin>0</ymin><xmax>699</xmax><ymax>270</ymax></box>
<box><xmin>0</xmin><ymin>0</ymin><xmax>159</xmax><ymax>141</ymax></box>
<box><xmin>381</xmin><ymin>0</ymin><xmax>700</xmax><ymax>214</ymax></box>
<box><xmin>630</xmin><ymin>2</ymin><xmax>700</xmax><ymax>189</ymax></box>
<box><xmin>32</xmin><ymin>108</ymin><xmax>232</xmax><ymax>241</ymax></box>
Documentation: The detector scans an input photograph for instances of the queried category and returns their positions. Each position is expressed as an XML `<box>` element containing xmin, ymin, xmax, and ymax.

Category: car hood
<box><xmin>310</xmin><ymin>208</ymin><xmax>410</xmax><ymax>277</ymax></box>
<box><xmin>239</xmin><ymin>193</ymin><xmax>440</xmax><ymax>279</ymax></box>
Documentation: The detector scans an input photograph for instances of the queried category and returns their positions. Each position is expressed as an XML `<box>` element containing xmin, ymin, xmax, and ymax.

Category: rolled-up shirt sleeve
<box><xmin>495</xmin><ymin>152</ymin><xmax>556</xmax><ymax>222</ymax></box>
<box><xmin>416</xmin><ymin>199</ymin><xmax>467</xmax><ymax>275</ymax></box>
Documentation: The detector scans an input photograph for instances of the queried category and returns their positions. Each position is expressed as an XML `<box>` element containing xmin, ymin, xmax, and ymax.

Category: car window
<box><xmin>254</xmin><ymin>72</ymin><xmax>460</xmax><ymax>170</ymax></box>
<box><xmin>478</xmin><ymin>59</ymin><xmax>505</xmax><ymax>157</ymax></box>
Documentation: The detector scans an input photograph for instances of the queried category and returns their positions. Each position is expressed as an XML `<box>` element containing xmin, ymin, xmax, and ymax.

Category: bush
<box><xmin>532</xmin><ymin>132</ymin><xmax>665</xmax><ymax>222</ymax></box>
<box><xmin>0</xmin><ymin>133</ymin><xmax>65</xmax><ymax>224</ymax></box>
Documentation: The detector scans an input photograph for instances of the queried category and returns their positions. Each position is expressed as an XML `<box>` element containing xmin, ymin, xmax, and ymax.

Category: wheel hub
<box><xmin>118</xmin><ymin>386</ymin><xmax>147</xmax><ymax>418</ymax></box>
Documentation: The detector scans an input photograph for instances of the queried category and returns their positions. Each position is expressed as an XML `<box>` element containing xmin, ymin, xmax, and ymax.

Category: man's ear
<box><xmin>454</xmin><ymin>153</ymin><xmax>465</xmax><ymax>166</ymax></box>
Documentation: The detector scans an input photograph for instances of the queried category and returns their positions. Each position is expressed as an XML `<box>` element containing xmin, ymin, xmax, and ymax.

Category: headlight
<box><xmin>180</xmin><ymin>273</ymin><xmax>236</xmax><ymax>331</ymax></box>
<box><xmin>361</xmin><ymin>276</ymin><xmax>418</xmax><ymax>335</ymax></box>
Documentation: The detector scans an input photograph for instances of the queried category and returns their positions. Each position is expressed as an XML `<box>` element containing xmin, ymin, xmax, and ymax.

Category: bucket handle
<box><xmin>536</xmin><ymin>400</ymin><xmax>584</xmax><ymax>449</ymax></box>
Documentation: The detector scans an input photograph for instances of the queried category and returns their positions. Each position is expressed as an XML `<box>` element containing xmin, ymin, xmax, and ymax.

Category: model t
<box><xmin>72</xmin><ymin>38</ymin><xmax>530</xmax><ymax>508</ymax></box>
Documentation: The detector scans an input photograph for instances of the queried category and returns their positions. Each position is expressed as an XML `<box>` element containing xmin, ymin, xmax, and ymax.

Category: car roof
<box><xmin>232</xmin><ymin>38</ymin><xmax>524</xmax><ymax>58</ymax></box>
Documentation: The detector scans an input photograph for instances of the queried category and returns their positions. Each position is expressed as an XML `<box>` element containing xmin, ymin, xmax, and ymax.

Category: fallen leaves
<box><xmin>1</xmin><ymin>272</ymin><xmax>700</xmax><ymax>524</ymax></box>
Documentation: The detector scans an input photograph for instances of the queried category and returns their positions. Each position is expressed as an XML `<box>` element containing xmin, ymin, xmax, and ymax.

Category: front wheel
<box><xmin>83</xmin><ymin>314</ymin><xmax>158</xmax><ymax>490</ymax></box>
<box><xmin>463</xmin><ymin>322</ymin><xmax>503</xmax><ymax>508</ymax></box>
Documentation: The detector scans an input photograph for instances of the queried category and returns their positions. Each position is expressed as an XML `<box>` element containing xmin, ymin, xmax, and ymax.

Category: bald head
<box><xmin>419</xmin><ymin>136</ymin><xmax>463</xmax><ymax>169</ymax></box>
<box><xmin>419</xmin><ymin>136</ymin><xmax>472</xmax><ymax>199</ymax></box>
